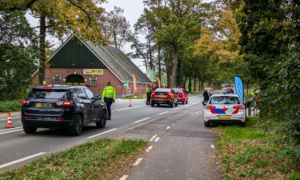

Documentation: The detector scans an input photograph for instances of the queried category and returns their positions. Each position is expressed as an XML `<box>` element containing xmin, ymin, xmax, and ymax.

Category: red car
<box><xmin>172</xmin><ymin>88</ymin><xmax>188</xmax><ymax>104</ymax></box>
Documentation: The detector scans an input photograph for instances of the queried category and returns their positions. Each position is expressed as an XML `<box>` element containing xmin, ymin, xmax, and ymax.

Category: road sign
<box><xmin>124</xmin><ymin>82</ymin><xmax>128</xmax><ymax>88</ymax></box>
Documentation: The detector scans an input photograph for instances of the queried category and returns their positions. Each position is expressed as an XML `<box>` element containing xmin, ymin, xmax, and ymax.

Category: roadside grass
<box><xmin>0</xmin><ymin>139</ymin><xmax>148</xmax><ymax>180</ymax></box>
<box><xmin>122</xmin><ymin>94</ymin><xmax>146</xmax><ymax>99</ymax></box>
<box><xmin>214</xmin><ymin>117</ymin><xmax>300</xmax><ymax>180</ymax></box>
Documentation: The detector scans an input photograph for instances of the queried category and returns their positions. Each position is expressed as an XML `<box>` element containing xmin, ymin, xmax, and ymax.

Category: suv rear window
<box><xmin>28</xmin><ymin>90</ymin><xmax>67</xmax><ymax>99</ymax></box>
<box><xmin>172</xmin><ymin>89</ymin><xmax>182</xmax><ymax>93</ymax></box>
<box><xmin>210</xmin><ymin>96</ymin><xmax>240</xmax><ymax>104</ymax></box>
<box><xmin>155</xmin><ymin>88</ymin><xmax>170</xmax><ymax>93</ymax></box>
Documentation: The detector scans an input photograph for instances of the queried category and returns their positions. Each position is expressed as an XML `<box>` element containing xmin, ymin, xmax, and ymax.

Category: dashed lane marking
<box><xmin>166</xmin><ymin>126</ymin><xmax>170</xmax><ymax>129</ymax></box>
<box><xmin>0</xmin><ymin>117</ymin><xmax>21</xmax><ymax>121</ymax></box>
<box><xmin>211</xmin><ymin>145</ymin><xmax>215</xmax><ymax>149</ymax></box>
<box><xmin>192</xmin><ymin>103</ymin><xmax>195</xmax><ymax>104</ymax></box>
<box><xmin>191</xmin><ymin>114</ymin><xmax>194</xmax><ymax>115</ymax></box>
<box><xmin>0</xmin><ymin>126</ymin><xmax>22</xmax><ymax>132</ymax></box>
<box><xmin>0</xmin><ymin>152</ymin><xmax>47</xmax><ymax>169</ymax></box>
<box><xmin>146</xmin><ymin>146</ymin><xmax>153</xmax><ymax>152</ymax></box>
<box><xmin>133</xmin><ymin>158</ymin><xmax>143</xmax><ymax>166</ymax></box>
<box><xmin>0</xmin><ymin>129</ymin><xmax>23</xmax><ymax>135</ymax></box>
<box><xmin>87</xmin><ymin>128</ymin><xmax>117</xmax><ymax>139</ymax></box>
<box><xmin>149</xmin><ymin>134</ymin><xmax>157</xmax><ymax>141</ymax></box>
<box><xmin>154</xmin><ymin>137</ymin><xmax>160</xmax><ymax>142</ymax></box>
<box><xmin>159</xmin><ymin>111</ymin><xmax>169</xmax><ymax>115</ymax></box>
<box><xmin>134</xmin><ymin>117</ymin><xmax>150</xmax><ymax>123</ymax></box>
<box><xmin>119</xmin><ymin>175</ymin><xmax>128</xmax><ymax>180</ymax></box>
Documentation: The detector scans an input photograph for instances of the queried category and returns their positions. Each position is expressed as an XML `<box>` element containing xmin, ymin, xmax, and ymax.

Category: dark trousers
<box><xmin>147</xmin><ymin>93</ymin><xmax>151</xmax><ymax>105</ymax></box>
<box><xmin>104</xmin><ymin>98</ymin><xmax>113</xmax><ymax>118</ymax></box>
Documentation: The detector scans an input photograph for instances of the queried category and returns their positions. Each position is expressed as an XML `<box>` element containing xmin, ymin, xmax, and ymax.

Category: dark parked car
<box><xmin>21</xmin><ymin>85</ymin><xmax>107</xmax><ymax>136</ymax></box>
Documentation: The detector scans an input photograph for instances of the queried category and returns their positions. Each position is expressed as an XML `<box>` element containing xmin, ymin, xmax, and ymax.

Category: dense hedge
<box><xmin>0</xmin><ymin>100</ymin><xmax>22</xmax><ymax>112</ymax></box>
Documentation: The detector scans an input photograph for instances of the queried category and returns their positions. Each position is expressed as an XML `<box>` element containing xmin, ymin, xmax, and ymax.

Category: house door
<box><xmin>66</xmin><ymin>75</ymin><xmax>84</xmax><ymax>85</ymax></box>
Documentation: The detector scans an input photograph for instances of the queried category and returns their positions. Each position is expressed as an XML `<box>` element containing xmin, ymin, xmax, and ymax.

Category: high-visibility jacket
<box><xmin>186</xmin><ymin>88</ymin><xmax>189</xmax><ymax>92</ymax></box>
<box><xmin>147</xmin><ymin>87</ymin><xmax>151</xmax><ymax>93</ymax></box>
<box><xmin>101</xmin><ymin>86</ymin><xmax>116</xmax><ymax>101</ymax></box>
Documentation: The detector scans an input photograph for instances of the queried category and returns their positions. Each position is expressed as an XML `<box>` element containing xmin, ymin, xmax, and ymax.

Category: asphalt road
<box><xmin>0</xmin><ymin>95</ymin><xmax>204</xmax><ymax>173</ymax></box>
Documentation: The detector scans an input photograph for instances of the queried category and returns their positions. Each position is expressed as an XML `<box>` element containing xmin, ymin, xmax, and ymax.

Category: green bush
<box><xmin>286</xmin><ymin>173</ymin><xmax>300</xmax><ymax>180</ymax></box>
<box><xmin>0</xmin><ymin>99</ymin><xmax>23</xmax><ymax>112</ymax></box>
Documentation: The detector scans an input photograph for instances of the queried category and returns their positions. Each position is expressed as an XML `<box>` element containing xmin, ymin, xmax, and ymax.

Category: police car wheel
<box><xmin>204</xmin><ymin>121</ymin><xmax>210</xmax><ymax>127</ymax></box>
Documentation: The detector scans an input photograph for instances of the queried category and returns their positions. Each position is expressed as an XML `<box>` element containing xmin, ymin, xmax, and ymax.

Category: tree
<box><xmin>103</xmin><ymin>6</ymin><xmax>132</xmax><ymax>49</ymax></box>
<box><xmin>2</xmin><ymin>0</ymin><xmax>107</xmax><ymax>84</ymax></box>
<box><xmin>147</xmin><ymin>0</ymin><xmax>211</xmax><ymax>88</ymax></box>
<box><xmin>237</xmin><ymin>0</ymin><xmax>288</xmax><ymax>89</ymax></box>
<box><xmin>0</xmin><ymin>9</ymin><xmax>39</xmax><ymax>100</ymax></box>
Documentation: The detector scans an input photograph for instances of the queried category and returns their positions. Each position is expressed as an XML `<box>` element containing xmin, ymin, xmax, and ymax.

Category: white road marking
<box><xmin>211</xmin><ymin>145</ymin><xmax>215</xmax><ymax>149</ymax></box>
<box><xmin>119</xmin><ymin>175</ymin><xmax>128</xmax><ymax>180</ymax></box>
<box><xmin>191</xmin><ymin>114</ymin><xmax>194</xmax><ymax>115</ymax></box>
<box><xmin>192</xmin><ymin>103</ymin><xmax>195</xmax><ymax>104</ymax></box>
<box><xmin>195</xmin><ymin>112</ymin><xmax>198</xmax><ymax>114</ymax></box>
<box><xmin>146</xmin><ymin>146</ymin><xmax>153</xmax><ymax>152</ymax></box>
<box><xmin>0</xmin><ymin>126</ymin><xmax>22</xmax><ymax>132</ymax></box>
<box><xmin>0</xmin><ymin>152</ymin><xmax>47</xmax><ymax>169</ymax></box>
<box><xmin>0</xmin><ymin>129</ymin><xmax>23</xmax><ymax>135</ymax></box>
<box><xmin>133</xmin><ymin>158</ymin><xmax>143</xmax><ymax>166</ymax></box>
<box><xmin>87</xmin><ymin>128</ymin><xmax>117</xmax><ymax>139</ymax></box>
<box><xmin>166</xmin><ymin>126</ymin><xmax>170</xmax><ymax>129</ymax></box>
<box><xmin>174</xmin><ymin>108</ymin><xmax>180</xmax><ymax>110</ymax></box>
<box><xmin>0</xmin><ymin>117</ymin><xmax>21</xmax><ymax>121</ymax></box>
<box><xmin>134</xmin><ymin>118</ymin><xmax>150</xmax><ymax>123</ymax></box>
<box><xmin>172</xmin><ymin>123</ymin><xmax>175</xmax><ymax>125</ymax></box>
<box><xmin>159</xmin><ymin>111</ymin><xmax>169</xmax><ymax>115</ymax></box>
<box><xmin>149</xmin><ymin>134</ymin><xmax>157</xmax><ymax>141</ymax></box>
<box><xmin>154</xmin><ymin>137</ymin><xmax>160</xmax><ymax>142</ymax></box>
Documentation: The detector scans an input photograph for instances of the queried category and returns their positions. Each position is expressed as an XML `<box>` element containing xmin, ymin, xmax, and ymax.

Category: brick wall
<box><xmin>31</xmin><ymin>67</ymin><xmax>151</xmax><ymax>97</ymax></box>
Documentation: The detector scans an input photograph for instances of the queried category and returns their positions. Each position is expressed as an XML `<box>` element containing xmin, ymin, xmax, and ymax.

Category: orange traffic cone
<box><xmin>5</xmin><ymin>113</ymin><xmax>14</xmax><ymax>128</ymax></box>
<box><xmin>190</xmin><ymin>94</ymin><xmax>192</xmax><ymax>98</ymax></box>
<box><xmin>128</xmin><ymin>99</ymin><xmax>132</xmax><ymax>107</ymax></box>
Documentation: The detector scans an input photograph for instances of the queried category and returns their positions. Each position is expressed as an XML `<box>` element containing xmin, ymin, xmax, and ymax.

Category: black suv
<box><xmin>21</xmin><ymin>85</ymin><xmax>107</xmax><ymax>136</ymax></box>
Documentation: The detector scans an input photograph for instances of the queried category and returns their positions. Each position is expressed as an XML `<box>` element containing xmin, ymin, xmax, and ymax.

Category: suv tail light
<box><xmin>56</xmin><ymin>117</ymin><xmax>64</xmax><ymax>120</ymax></box>
<box><xmin>151</xmin><ymin>92</ymin><xmax>156</xmax><ymax>96</ymax></box>
<box><xmin>42</xmin><ymin>87</ymin><xmax>53</xmax><ymax>90</ymax></box>
<box><xmin>206</xmin><ymin>105</ymin><xmax>216</xmax><ymax>109</ymax></box>
<box><xmin>22</xmin><ymin>100</ymin><xmax>30</xmax><ymax>105</ymax></box>
<box><xmin>23</xmin><ymin>116</ymin><xmax>29</xmax><ymax>119</ymax></box>
<box><xmin>167</xmin><ymin>93</ymin><xmax>172</xmax><ymax>97</ymax></box>
<box><xmin>56</xmin><ymin>101</ymin><xmax>72</xmax><ymax>106</ymax></box>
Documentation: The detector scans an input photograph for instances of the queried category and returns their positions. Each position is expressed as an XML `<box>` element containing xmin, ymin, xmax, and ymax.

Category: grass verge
<box><xmin>214</xmin><ymin>117</ymin><xmax>300</xmax><ymax>180</ymax></box>
<box><xmin>122</xmin><ymin>94</ymin><xmax>146</xmax><ymax>99</ymax></box>
<box><xmin>0</xmin><ymin>139</ymin><xmax>148</xmax><ymax>180</ymax></box>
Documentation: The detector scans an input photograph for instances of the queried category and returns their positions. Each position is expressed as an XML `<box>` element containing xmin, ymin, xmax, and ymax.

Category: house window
<box><xmin>91</xmin><ymin>77</ymin><xmax>96</xmax><ymax>86</ymax></box>
<box><xmin>55</xmin><ymin>77</ymin><xmax>60</xmax><ymax>84</ymax></box>
<box><xmin>128</xmin><ymin>83</ymin><xmax>131</xmax><ymax>89</ymax></box>
<box><xmin>142</xmin><ymin>85</ymin><xmax>144</xmax><ymax>89</ymax></box>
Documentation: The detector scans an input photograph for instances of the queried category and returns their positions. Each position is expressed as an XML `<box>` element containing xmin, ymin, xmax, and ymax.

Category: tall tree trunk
<box><xmin>188</xmin><ymin>75</ymin><xmax>191</xmax><ymax>93</ymax></box>
<box><xmin>198</xmin><ymin>78</ymin><xmax>201</xmax><ymax>92</ymax></box>
<box><xmin>149</xmin><ymin>40</ymin><xmax>153</xmax><ymax>69</ymax></box>
<box><xmin>167</xmin><ymin>69</ymin><xmax>171</xmax><ymax>88</ymax></box>
<box><xmin>194</xmin><ymin>76</ymin><xmax>196</xmax><ymax>92</ymax></box>
<box><xmin>171</xmin><ymin>45</ymin><xmax>179</xmax><ymax>88</ymax></box>
<box><xmin>39</xmin><ymin>15</ymin><xmax>46</xmax><ymax>84</ymax></box>
<box><xmin>158</xmin><ymin>46</ymin><xmax>161</xmax><ymax>80</ymax></box>
<box><xmin>183</xmin><ymin>76</ymin><xmax>187</xmax><ymax>88</ymax></box>
<box><xmin>114</xmin><ymin>33</ymin><xmax>117</xmax><ymax>48</ymax></box>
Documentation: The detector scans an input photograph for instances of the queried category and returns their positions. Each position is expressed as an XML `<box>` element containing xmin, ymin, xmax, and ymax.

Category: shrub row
<box><xmin>0</xmin><ymin>100</ymin><xmax>22</xmax><ymax>112</ymax></box>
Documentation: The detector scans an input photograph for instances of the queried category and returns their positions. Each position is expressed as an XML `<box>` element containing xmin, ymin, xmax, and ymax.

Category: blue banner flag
<box><xmin>234</xmin><ymin>76</ymin><xmax>244</xmax><ymax>103</ymax></box>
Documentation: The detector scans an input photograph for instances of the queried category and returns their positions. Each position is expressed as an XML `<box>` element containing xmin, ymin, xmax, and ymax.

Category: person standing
<box><xmin>101</xmin><ymin>82</ymin><xmax>116</xmax><ymax>120</ymax></box>
<box><xmin>146</xmin><ymin>85</ymin><xmax>151</xmax><ymax>105</ymax></box>
<box><xmin>203</xmin><ymin>88</ymin><xmax>210</xmax><ymax>101</ymax></box>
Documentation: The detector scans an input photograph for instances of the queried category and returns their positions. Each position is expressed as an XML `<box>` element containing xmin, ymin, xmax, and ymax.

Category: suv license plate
<box><xmin>158</xmin><ymin>95</ymin><xmax>165</xmax><ymax>97</ymax></box>
<box><xmin>36</xmin><ymin>103</ymin><xmax>52</xmax><ymax>108</ymax></box>
<box><xmin>219</xmin><ymin>115</ymin><xmax>231</xmax><ymax>119</ymax></box>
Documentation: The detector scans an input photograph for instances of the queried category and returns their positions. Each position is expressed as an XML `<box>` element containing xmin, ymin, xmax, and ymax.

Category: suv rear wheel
<box><xmin>23</xmin><ymin>125</ymin><xmax>37</xmax><ymax>134</ymax></box>
<box><xmin>170</xmin><ymin>100</ymin><xmax>174</xmax><ymax>108</ymax></box>
<box><xmin>96</xmin><ymin>111</ymin><xmax>106</xmax><ymax>128</ymax></box>
<box><xmin>69</xmin><ymin>114</ymin><xmax>83</xmax><ymax>136</ymax></box>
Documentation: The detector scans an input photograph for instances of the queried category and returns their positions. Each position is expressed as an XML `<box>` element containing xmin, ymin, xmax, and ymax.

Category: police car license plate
<box><xmin>36</xmin><ymin>103</ymin><xmax>52</xmax><ymax>108</ymax></box>
<box><xmin>219</xmin><ymin>115</ymin><xmax>231</xmax><ymax>119</ymax></box>
<box><xmin>158</xmin><ymin>95</ymin><xmax>165</xmax><ymax>97</ymax></box>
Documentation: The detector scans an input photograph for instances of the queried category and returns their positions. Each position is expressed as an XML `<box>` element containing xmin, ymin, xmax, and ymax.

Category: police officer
<box><xmin>101</xmin><ymin>82</ymin><xmax>116</xmax><ymax>120</ymax></box>
<box><xmin>146</xmin><ymin>85</ymin><xmax>151</xmax><ymax>105</ymax></box>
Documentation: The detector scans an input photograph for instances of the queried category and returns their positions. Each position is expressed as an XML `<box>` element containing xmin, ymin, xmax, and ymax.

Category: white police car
<box><xmin>203</xmin><ymin>93</ymin><xmax>246</xmax><ymax>127</ymax></box>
